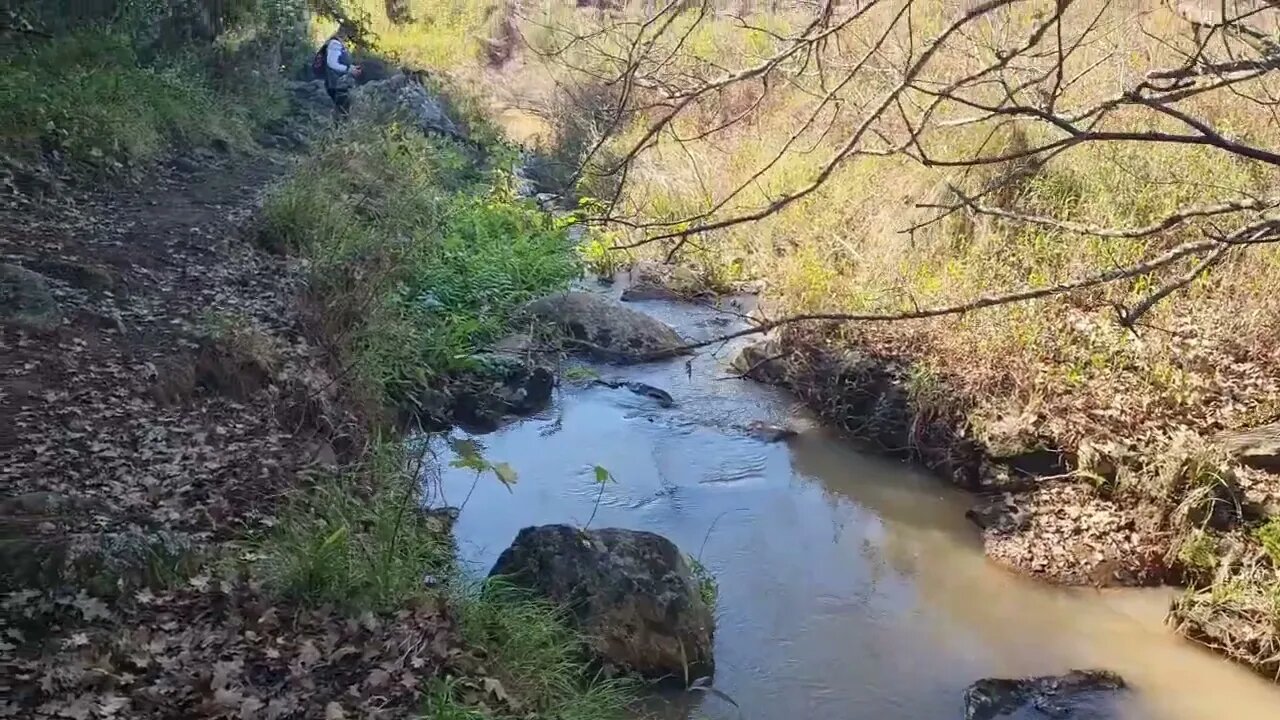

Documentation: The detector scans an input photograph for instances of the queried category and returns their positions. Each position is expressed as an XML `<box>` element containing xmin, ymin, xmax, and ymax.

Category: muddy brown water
<box><xmin>432</xmin><ymin>290</ymin><xmax>1280</xmax><ymax>719</ymax></box>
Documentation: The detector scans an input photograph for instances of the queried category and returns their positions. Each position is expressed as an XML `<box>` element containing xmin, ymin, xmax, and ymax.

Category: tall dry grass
<box><xmin>508</xmin><ymin>1</ymin><xmax>1280</xmax><ymax>455</ymax></box>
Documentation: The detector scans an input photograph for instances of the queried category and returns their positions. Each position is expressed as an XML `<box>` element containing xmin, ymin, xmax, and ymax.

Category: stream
<box><xmin>432</xmin><ymin>288</ymin><xmax>1280</xmax><ymax>719</ymax></box>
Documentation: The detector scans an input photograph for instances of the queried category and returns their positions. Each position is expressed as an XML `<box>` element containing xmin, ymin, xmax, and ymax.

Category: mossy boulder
<box><xmin>524</xmin><ymin>291</ymin><xmax>686</xmax><ymax>362</ymax></box>
<box><xmin>489</xmin><ymin>525</ymin><xmax>714</xmax><ymax>683</ymax></box>
<box><xmin>963</xmin><ymin>670</ymin><xmax>1126</xmax><ymax>720</ymax></box>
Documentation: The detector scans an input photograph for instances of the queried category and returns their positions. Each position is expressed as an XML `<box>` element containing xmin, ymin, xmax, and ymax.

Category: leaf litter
<box><xmin>0</xmin><ymin>144</ymin><xmax>469</xmax><ymax>717</ymax></box>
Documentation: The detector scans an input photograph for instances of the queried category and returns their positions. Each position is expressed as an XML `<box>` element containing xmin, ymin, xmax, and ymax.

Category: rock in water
<box><xmin>489</xmin><ymin>525</ymin><xmax>715</xmax><ymax>682</ymax></box>
<box><xmin>730</xmin><ymin>336</ymin><xmax>789</xmax><ymax>385</ymax></box>
<box><xmin>593</xmin><ymin>379</ymin><xmax>675</xmax><ymax>407</ymax></box>
<box><xmin>0</xmin><ymin>263</ymin><xmax>60</xmax><ymax>330</ymax></box>
<box><xmin>743</xmin><ymin>420</ymin><xmax>797</xmax><ymax>443</ymax></box>
<box><xmin>524</xmin><ymin>291</ymin><xmax>686</xmax><ymax>362</ymax></box>
<box><xmin>620</xmin><ymin>261</ymin><xmax>707</xmax><ymax>302</ymax></box>
<box><xmin>963</xmin><ymin>670</ymin><xmax>1126</xmax><ymax>720</ymax></box>
<box><xmin>449</xmin><ymin>355</ymin><xmax>554</xmax><ymax>432</ymax></box>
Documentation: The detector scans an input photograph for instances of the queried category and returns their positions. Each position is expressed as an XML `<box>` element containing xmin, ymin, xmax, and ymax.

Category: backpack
<box><xmin>311</xmin><ymin>41</ymin><xmax>329</xmax><ymax>79</ymax></box>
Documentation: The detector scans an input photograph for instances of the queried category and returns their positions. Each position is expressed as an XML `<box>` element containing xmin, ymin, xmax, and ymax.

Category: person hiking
<box><xmin>322</xmin><ymin>24</ymin><xmax>362</xmax><ymax>116</ymax></box>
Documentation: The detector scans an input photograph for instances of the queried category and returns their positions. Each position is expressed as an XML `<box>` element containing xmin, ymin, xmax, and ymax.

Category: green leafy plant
<box><xmin>687</xmin><ymin>555</ymin><xmax>718</xmax><ymax>609</ymax></box>
<box><xmin>1257</xmin><ymin>519</ymin><xmax>1280</xmax><ymax>567</ymax></box>
<box><xmin>259</xmin><ymin>122</ymin><xmax>579</xmax><ymax>408</ymax></box>
<box><xmin>582</xmin><ymin>465</ymin><xmax>615</xmax><ymax>530</ymax></box>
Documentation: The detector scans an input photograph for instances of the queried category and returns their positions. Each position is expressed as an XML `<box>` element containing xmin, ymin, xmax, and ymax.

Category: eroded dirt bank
<box><xmin>722</xmin><ymin>317</ymin><xmax>1280</xmax><ymax>680</ymax></box>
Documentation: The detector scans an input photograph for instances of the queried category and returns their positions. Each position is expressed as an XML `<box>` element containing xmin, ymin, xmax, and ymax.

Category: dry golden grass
<box><xmin>518</xmin><ymin>1</ymin><xmax>1280</xmax><ymax>456</ymax></box>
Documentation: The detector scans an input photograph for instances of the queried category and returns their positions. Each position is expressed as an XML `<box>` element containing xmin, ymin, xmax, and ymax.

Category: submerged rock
<box><xmin>488</xmin><ymin>525</ymin><xmax>714</xmax><ymax>683</ymax></box>
<box><xmin>963</xmin><ymin>670</ymin><xmax>1126</xmax><ymax>720</ymax></box>
<box><xmin>594</xmin><ymin>379</ymin><xmax>675</xmax><ymax>407</ymax></box>
<box><xmin>742</xmin><ymin>421</ymin><xmax>797</xmax><ymax>443</ymax></box>
<box><xmin>0</xmin><ymin>263</ymin><xmax>61</xmax><ymax>330</ymax></box>
<box><xmin>524</xmin><ymin>291</ymin><xmax>685</xmax><ymax>362</ymax></box>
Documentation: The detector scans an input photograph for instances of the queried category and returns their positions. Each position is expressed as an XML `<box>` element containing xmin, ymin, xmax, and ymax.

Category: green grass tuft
<box><xmin>450</xmin><ymin>580</ymin><xmax>636</xmax><ymax>719</ymax></box>
<box><xmin>256</xmin><ymin>440</ymin><xmax>452</xmax><ymax>612</ymax></box>
<box><xmin>1257</xmin><ymin>519</ymin><xmax>1280</xmax><ymax>567</ymax></box>
<box><xmin>687</xmin><ymin>556</ymin><xmax>718</xmax><ymax>609</ymax></box>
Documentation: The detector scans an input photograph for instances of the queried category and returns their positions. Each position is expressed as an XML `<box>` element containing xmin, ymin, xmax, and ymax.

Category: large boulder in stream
<box><xmin>488</xmin><ymin>525</ymin><xmax>715</xmax><ymax>683</ymax></box>
<box><xmin>963</xmin><ymin>670</ymin><xmax>1126</xmax><ymax>720</ymax></box>
<box><xmin>524</xmin><ymin>291</ymin><xmax>686</xmax><ymax>362</ymax></box>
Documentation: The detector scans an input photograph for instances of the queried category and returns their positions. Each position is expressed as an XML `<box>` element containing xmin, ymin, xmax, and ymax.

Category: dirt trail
<box><xmin>0</xmin><ymin>96</ymin><xmax>460</xmax><ymax>718</ymax></box>
<box><xmin>1</xmin><ymin>143</ymin><xmax>313</xmax><ymax>554</ymax></box>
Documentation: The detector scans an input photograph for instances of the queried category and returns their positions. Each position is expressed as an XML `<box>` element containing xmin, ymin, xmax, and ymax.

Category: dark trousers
<box><xmin>326</xmin><ymin>86</ymin><xmax>351</xmax><ymax>116</ymax></box>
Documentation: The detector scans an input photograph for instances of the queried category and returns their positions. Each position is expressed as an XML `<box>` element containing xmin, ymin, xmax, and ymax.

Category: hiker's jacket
<box><xmin>325</xmin><ymin>38</ymin><xmax>355</xmax><ymax>89</ymax></box>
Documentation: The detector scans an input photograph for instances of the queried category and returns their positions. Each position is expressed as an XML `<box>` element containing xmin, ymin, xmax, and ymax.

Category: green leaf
<box><xmin>593</xmin><ymin>465</ymin><xmax>614</xmax><ymax>484</ymax></box>
<box><xmin>492</xmin><ymin>462</ymin><xmax>518</xmax><ymax>490</ymax></box>
<box><xmin>449</xmin><ymin>437</ymin><xmax>490</xmax><ymax>472</ymax></box>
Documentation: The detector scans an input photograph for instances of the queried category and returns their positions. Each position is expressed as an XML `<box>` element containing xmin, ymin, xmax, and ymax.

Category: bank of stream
<box><xmin>433</xmin><ymin>287</ymin><xmax>1280</xmax><ymax>719</ymax></box>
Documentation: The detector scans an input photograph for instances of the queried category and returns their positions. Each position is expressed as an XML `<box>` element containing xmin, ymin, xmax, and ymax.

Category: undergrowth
<box><xmin>339</xmin><ymin>0</ymin><xmax>500</xmax><ymax>72</ymax></box>
<box><xmin>1</xmin><ymin>2</ymin><xmax>297</xmax><ymax>170</ymax></box>
<box><xmin>256</xmin><ymin>440</ymin><xmax>630</xmax><ymax>719</ymax></box>
<box><xmin>256</xmin><ymin>439</ymin><xmax>452</xmax><ymax>611</ymax></box>
<box><xmin>441</xmin><ymin>581</ymin><xmax>636</xmax><ymax>719</ymax></box>
<box><xmin>257</xmin><ymin>119</ymin><xmax>578</xmax><ymax>407</ymax></box>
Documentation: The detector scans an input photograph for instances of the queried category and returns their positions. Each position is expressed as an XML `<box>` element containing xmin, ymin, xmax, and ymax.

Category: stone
<box><xmin>353</xmin><ymin>73</ymin><xmax>462</xmax><ymax>139</ymax></box>
<box><xmin>966</xmin><ymin>494</ymin><xmax>1031</xmax><ymax>534</ymax></box>
<box><xmin>489</xmin><ymin>525</ymin><xmax>714</xmax><ymax>682</ymax></box>
<box><xmin>620</xmin><ymin>261</ymin><xmax>708</xmax><ymax>302</ymax></box>
<box><xmin>524</xmin><ymin>291</ymin><xmax>686</xmax><ymax>362</ymax></box>
<box><xmin>729</xmin><ymin>337</ymin><xmax>789</xmax><ymax>385</ymax></box>
<box><xmin>743</xmin><ymin>421</ymin><xmax>797</xmax><ymax>443</ymax></box>
<box><xmin>593</xmin><ymin>379</ymin><xmax>675</xmax><ymax>407</ymax></box>
<box><xmin>419</xmin><ymin>506</ymin><xmax>460</xmax><ymax>535</ymax></box>
<box><xmin>963</xmin><ymin>670</ymin><xmax>1126</xmax><ymax>720</ymax></box>
<box><xmin>451</xmin><ymin>356</ymin><xmax>554</xmax><ymax>432</ymax></box>
<box><xmin>27</xmin><ymin>259</ymin><xmax>120</xmax><ymax>294</ymax></box>
<box><xmin>286</xmin><ymin>79</ymin><xmax>332</xmax><ymax>109</ymax></box>
<box><xmin>0</xmin><ymin>263</ymin><xmax>60</xmax><ymax>330</ymax></box>
<box><xmin>1217</xmin><ymin>422</ymin><xmax>1280</xmax><ymax>472</ymax></box>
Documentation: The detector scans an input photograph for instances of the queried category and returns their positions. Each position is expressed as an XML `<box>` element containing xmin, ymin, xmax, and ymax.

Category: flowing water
<box><xmin>434</xmin><ymin>290</ymin><xmax>1280</xmax><ymax>719</ymax></box>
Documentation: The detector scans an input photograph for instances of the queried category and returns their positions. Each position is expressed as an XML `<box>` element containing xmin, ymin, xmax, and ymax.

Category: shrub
<box><xmin>259</xmin><ymin>121</ymin><xmax>579</xmax><ymax>406</ymax></box>
<box><xmin>0</xmin><ymin>2</ymin><xmax>297</xmax><ymax>169</ymax></box>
